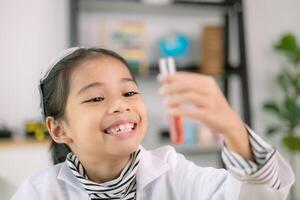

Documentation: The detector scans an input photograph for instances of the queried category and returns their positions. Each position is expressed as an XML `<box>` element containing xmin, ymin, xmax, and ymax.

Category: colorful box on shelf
<box><xmin>25</xmin><ymin>121</ymin><xmax>49</xmax><ymax>141</ymax></box>
<box><xmin>103</xmin><ymin>20</ymin><xmax>148</xmax><ymax>76</ymax></box>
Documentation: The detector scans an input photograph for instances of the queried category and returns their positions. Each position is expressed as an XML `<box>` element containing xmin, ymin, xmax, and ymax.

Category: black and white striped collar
<box><xmin>66</xmin><ymin>148</ymin><xmax>141</xmax><ymax>200</ymax></box>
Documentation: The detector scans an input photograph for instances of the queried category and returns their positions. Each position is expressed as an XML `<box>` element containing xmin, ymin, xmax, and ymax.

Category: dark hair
<box><xmin>40</xmin><ymin>47</ymin><xmax>135</xmax><ymax>164</ymax></box>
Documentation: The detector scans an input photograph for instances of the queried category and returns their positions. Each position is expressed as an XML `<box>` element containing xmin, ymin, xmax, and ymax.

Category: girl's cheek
<box><xmin>138</xmin><ymin>102</ymin><xmax>148</xmax><ymax>117</ymax></box>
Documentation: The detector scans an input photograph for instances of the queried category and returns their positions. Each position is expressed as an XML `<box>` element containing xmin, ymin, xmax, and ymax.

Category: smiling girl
<box><xmin>13</xmin><ymin>47</ymin><xmax>294</xmax><ymax>199</ymax></box>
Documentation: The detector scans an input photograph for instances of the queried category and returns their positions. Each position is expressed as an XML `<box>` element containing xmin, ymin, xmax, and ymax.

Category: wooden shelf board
<box><xmin>0</xmin><ymin>139</ymin><xmax>50</xmax><ymax>148</ymax></box>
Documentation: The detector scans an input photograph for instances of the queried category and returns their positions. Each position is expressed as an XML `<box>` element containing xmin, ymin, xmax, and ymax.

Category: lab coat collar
<box><xmin>57</xmin><ymin>146</ymin><xmax>170</xmax><ymax>192</ymax></box>
<box><xmin>57</xmin><ymin>161</ymin><xmax>86</xmax><ymax>192</ymax></box>
<box><xmin>136</xmin><ymin>146</ymin><xmax>170</xmax><ymax>191</ymax></box>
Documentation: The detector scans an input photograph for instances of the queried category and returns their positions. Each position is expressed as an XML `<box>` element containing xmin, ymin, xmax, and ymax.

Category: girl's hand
<box><xmin>158</xmin><ymin>72</ymin><xmax>254</xmax><ymax>161</ymax></box>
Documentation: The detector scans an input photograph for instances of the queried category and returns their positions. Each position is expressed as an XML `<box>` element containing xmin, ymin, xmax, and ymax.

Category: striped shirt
<box><xmin>66</xmin><ymin>148</ymin><xmax>141</xmax><ymax>200</ymax></box>
<box><xmin>221</xmin><ymin>127</ymin><xmax>281</xmax><ymax>189</ymax></box>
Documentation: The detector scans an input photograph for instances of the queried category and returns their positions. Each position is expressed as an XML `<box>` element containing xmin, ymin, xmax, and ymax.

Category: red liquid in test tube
<box><xmin>159</xmin><ymin>57</ymin><xmax>185</xmax><ymax>144</ymax></box>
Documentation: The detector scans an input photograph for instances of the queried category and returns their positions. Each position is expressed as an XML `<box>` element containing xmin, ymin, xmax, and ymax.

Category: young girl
<box><xmin>13</xmin><ymin>47</ymin><xmax>294</xmax><ymax>199</ymax></box>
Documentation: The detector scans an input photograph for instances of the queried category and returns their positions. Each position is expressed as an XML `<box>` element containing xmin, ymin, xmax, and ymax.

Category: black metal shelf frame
<box><xmin>69</xmin><ymin>0</ymin><xmax>252</xmax><ymax>126</ymax></box>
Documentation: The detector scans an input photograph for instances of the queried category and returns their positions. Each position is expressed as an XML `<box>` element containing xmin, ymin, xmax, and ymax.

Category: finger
<box><xmin>158</xmin><ymin>73</ymin><xmax>216</xmax><ymax>96</ymax></box>
<box><xmin>158</xmin><ymin>72</ymin><xmax>212</xmax><ymax>84</ymax></box>
<box><xmin>159</xmin><ymin>81</ymin><xmax>194</xmax><ymax>96</ymax></box>
<box><xmin>158</xmin><ymin>72</ymin><xmax>198</xmax><ymax>83</ymax></box>
<box><xmin>163</xmin><ymin>91</ymin><xmax>211</xmax><ymax>108</ymax></box>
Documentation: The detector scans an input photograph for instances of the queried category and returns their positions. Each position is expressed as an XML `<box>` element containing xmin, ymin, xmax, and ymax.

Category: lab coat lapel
<box><xmin>136</xmin><ymin>146</ymin><xmax>170</xmax><ymax>191</ymax></box>
<box><xmin>57</xmin><ymin>161</ymin><xmax>85</xmax><ymax>191</ymax></box>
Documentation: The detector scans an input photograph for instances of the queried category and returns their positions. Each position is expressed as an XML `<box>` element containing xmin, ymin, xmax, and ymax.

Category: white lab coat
<box><xmin>12</xmin><ymin>145</ymin><xmax>294</xmax><ymax>200</ymax></box>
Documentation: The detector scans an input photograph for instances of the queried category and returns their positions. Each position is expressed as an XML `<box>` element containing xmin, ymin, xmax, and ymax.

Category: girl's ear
<box><xmin>46</xmin><ymin>116</ymin><xmax>73</xmax><ymax>144</ymax></box>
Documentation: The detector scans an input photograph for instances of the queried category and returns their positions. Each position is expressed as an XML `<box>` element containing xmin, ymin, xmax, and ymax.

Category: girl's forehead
<box><xmin>73</xmin><ymin>56</ymin><xmax>131</xmax><ymax>78</ymax></box>
<box><xmin>69</xmin><ymin>56</ymin><xmax>134</xmax><ymax>89</ymax></box>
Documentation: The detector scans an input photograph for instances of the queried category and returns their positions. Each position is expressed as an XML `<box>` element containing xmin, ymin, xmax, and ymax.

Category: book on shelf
<box><xmin>200</xmin><ymin>25</ymin><xmax>224</xmax><ymax>75</ymax></box>
<box><xmin>102</xmin><ymin>20</ymin><xmax>148</xmax><ymax>75</ymax></box>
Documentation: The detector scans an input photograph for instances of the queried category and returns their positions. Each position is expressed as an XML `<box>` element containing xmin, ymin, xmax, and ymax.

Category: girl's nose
<box><xmin>107</xmin><ymin>99</ymin><xmax>132</xmax><ymax>114</ymax></box>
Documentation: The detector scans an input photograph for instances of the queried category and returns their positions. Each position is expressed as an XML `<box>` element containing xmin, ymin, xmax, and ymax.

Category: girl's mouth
<box><xmin>104</xmin><ymin>122</ymin><xmax>138</xmax><ymax>139</ymax></box>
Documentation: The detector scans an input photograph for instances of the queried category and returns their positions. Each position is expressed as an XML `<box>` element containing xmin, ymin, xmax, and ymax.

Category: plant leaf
<box><xmin>266</xmin><ymin>126</ymin><xmax>281</xmax><ymax>136</ymax></box>
<box><xmin>275</xmin><ymin>33</ymin><xmax>300</xmax><ymax>64</ymax></box>
<box><xmin>275</xmin><ymin>33</ymin><xmax>298</xmax><ymax>52</ymax></box>
<box><xmin>283</xmin><ymin>96</ymin><xmax>300</xmax><ymax>128</ymax></box>
<box><xmin>282</xmin><ymin>135</ymin><xmax>300</xmax><ymax>151</ymax></box>
<box><xmin>295</xmin><ymin>49</ymin><xmax>300</xmax><ymax>64</ymax></box>
<box><xmin>284</xmin><ymin>71</ymin><xmax>300</xmax><ymax>96</ymax></box>
<box><xmin>276</xmin><ymin>71</ymin><xmax>289</xmax><ymax>93</ymax></box>
<box><xmin>263</xmin><ymin>102</ymin><xmax>281</xmax><ymax>115</ymax></box>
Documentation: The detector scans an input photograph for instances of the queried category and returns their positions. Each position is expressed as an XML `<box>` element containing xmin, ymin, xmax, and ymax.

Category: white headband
<box><xmin>39</xmin><ymin>47</ymin><xmax>82</xmax><ymax>83</ymax></box>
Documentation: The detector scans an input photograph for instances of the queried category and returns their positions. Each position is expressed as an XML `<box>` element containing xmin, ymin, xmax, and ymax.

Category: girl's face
<box><xmin>61</xmin><ymin>56</ymin><xmax>147</xmax><ymax>159</ymax></box>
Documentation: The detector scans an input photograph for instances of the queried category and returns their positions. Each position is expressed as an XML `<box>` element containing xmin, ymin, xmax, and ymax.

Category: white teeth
<box><xmin>126</xmin><ymin>124</ymin><xmax>132</xmax><ymax>129</ymax></box>
<box><xmin>106</xmin><ymin>123</ymin><xmax>135</xmax><ymax>135</ymax></box>
<box><xmin>119</xmin><ymin>125</ymin><xmax>125</xmax><ymax>130</ymax></box>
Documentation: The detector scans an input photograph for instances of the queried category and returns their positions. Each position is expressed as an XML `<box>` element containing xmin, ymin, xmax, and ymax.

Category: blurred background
<box><xmin>0</xmin><ymin>0</ymin><xmax>300</xmax><ymax>199</ymax></box>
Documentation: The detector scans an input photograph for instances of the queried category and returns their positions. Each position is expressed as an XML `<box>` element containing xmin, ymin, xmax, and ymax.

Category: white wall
<box><xmin>0</xmin><ymin>0</ymin><xmax>69</xmax><ymax>135</ymax></box>
<box><xmin>245</xmin><ymin>0</ymin><xmax>300</xmax><ymax>137</ymax></box>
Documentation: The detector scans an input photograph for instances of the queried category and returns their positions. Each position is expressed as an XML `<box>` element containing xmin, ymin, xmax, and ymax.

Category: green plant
<box><xmin>263</xmin><ymin>33</ymin><xmax>300</xmax><ymax>152</ymax></box>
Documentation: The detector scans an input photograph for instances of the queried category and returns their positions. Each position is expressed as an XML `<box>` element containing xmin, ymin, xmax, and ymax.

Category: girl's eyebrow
<box><xmin>77</xmin><ymin>82</ymin><xmax>103</xmax><ymax>96</ymax></box>
<box><xmin>77</xmin><ymin>78</ymin><xmax>136</xmax><ymax>96</ymax></box>
<box><xmin>121</xmin><ymin>77</ymin><xmax>136</xmax><ymax>84</ymax></box>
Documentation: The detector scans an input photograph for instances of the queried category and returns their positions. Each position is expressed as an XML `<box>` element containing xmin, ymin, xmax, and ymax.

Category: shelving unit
<box><xmin>69</xmin><ymin>0</ymin><xmax>252</xmax><ymax>126</ymax></box>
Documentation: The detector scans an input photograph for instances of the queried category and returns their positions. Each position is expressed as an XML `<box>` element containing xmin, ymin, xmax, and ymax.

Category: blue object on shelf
<box><xmin>159</xmin><ymin>32</ymin><xmax>190</xmax><ymax>58</ymax></box>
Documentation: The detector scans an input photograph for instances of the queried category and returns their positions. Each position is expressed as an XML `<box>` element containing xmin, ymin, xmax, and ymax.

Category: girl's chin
<box><xmin>104</xmin><ymin>144</ymin><xmax>140</xmax><ymax>158</ymax></box>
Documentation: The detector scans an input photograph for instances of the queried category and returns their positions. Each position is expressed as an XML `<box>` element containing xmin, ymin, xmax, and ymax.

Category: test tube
<box><xmin>159</xmin><ymin>57</ymin><xmax>185</xmax><ymax>144</ymax></box>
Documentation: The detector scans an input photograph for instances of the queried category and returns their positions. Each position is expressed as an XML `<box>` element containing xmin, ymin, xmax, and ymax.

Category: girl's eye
<box><xmin>123</xmin><ymin>91</ymin><xmax>140</xmax><ymax>97</ymax></box>
<box><xmin>83</xmin><ymin>97</ymin><xmax>104</xmax><ymax>103</ymax></box>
